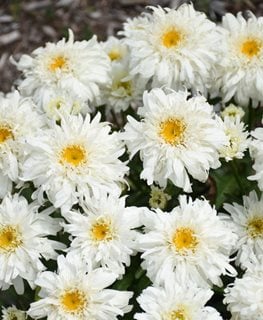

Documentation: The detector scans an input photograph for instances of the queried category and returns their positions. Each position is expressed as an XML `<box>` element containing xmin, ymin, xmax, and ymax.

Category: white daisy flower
<box><xmin>62</xmin><ymin>194</ymin><xmax>142</xmax><ymax>276</ymax></box>
<box><xmin>39</xmin><ymin>87</ymin><xmax>90</xmax><ymax>121</ymax></box>
<box><xmin>219</xmin><ymin>116</ymin><xmax>249</xmax><ymax>162</ymax></box>
<box><xmin>216</xmin><ymin>12</ymin><xmax>263</xmax><ymax>106</ymax></box>
<box><xmin>123</xmin><ymin>88</ymin><xmax>227</xmax><ymax>192</ymax></box>
<box><xmin>138</xmin><ymin>195</ymin><xmax>237</xmax><ymax>287</ymax></box>
<box><xmin>135</xmin><ymin>280</ymin><xmax>222</xmax><ymax>320</ymax></box>
<box><xmin>102</xmin><ymin>36</ymin><xmax>128</xmax><ymax>64</ymax></box>
<box><xmin>120</xmin><ymin>13</ymin><xmax>151</xmax><ymax>39</ymax></box>
<box><xmin>221</xmin><ymin>103</ymin><xmax>245</xmax><ymax>120</ymax></box>
<box><xmin>0</xmin><ymin>193</ymin><xmax>64</xmax><ymax>294</ymax></box>
<box><xmin>2</xmin><ymin>306</ymin><xmax>26</xmax><ymax>320</ymax></box>
<box><xmin>122</xmin><ymin>4</ymin><xmax>220</xmax><ymax>93</ymax></box>
<box><xmin>99</xmin><ymin>36</ymin><xmax>147</xmax><ymax>112</ymax></box>
<box><xmin>100</xmin><ymin>62</ymin><xmax>147</xmax><ymax>113</ymax></box>
<box><xmin>248</xmin><ymin>127</ymin><xmax>263</xmax><ymax>190</ymax></box>
<box><xmin>15</xmin><ymin>29</ymin><xmax>111</xmax><ymax>105</ymax></box>
<box><xmin>224</xmin><ymin>191</ymin><xmax>263</xmax><ymax>269</ymax></box>
<box><xmin>21</xmin><ymin>113</ymin><xmax>128</xmax><ymax>212</ymax></box>
<box><xmin>28</xmin><ymin>253</ymin><xmax>133</xmax><ymax>320</ymax></box>
<box><xmin>0</xmin><ymin>90</ymin><xmax>43</xmax><ymax>198</ymax></box>
<box><xmin>224</xmin><ymin>261</ymin><xmax>263</xmax><ymax>320</ymax></box>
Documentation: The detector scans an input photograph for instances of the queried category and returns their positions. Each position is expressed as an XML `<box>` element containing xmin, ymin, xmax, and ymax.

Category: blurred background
<box><xmin>0</xmin><ymin>0</ymin><xmax>262</xmax><ymax>93</ymax></box>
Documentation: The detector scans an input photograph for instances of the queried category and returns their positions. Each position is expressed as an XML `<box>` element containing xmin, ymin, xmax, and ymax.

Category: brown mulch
<box><xmin>0</xmin><ymin>0</ymin><xmax>263</xmax><ymax>93</ymax></box>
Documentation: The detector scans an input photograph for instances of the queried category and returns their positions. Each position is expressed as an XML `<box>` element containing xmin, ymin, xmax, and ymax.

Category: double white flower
<box><xmin>0</xmin><ymin>194</ymin><xmax>63</xmax><ymax>294</ymax></box>
<box><xmin>16</xmin><ymin>29</ymin><xmax>111</xmax><ymax>105</ymax></box>
<box><xmin>0</xmin><ymin>91</ymin><xmax>43</xmax><ymax>198</ymax></box>
<box><xmin>138</xmin><ymin>196</ymin><xmax>237</xmax><ymax>287</ymax></box>
<box><xmin>136</xmin><ymin>279</ymin><xmax>222</xmax><ymax>320</ymax></box>
<box><xmin>21</xmin><ymin>113</ymin><xmax>128</xmax><ymax>212</ymax></box>
<box><xmin>63</xmin><ymin>194</ymin><xmax>142</xmax><ymax>276</ymax></box>
<box><xmin>124</xmin><ymin>88</ymin><xmax>227</xmax><ymax>192</ymax></box>
<box><xmin>215</xmin><ymin>12</ymin><xmax>263</xmax><ymax>106</ymax></box>
<box><xmin>122</xmin><ymin>4</ymin><xmax>220</xmax><ymax>94</ymax></box>
<box><xmin>28</xmin><ymin>253</ymin><xmax>132</xmax><ymax>320</ymax></box>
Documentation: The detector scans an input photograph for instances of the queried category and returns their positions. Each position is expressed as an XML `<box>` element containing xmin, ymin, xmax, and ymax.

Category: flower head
<box><xmin>21</xmin><ymin>113</ymin><xmax>128</xmax><ymax>212</ymax></box>
<box><xmin>149</xmin><ymin>185</ymin><xmax>171</xmax><ymax>210</ymax></box>
<box><xmin>0</xmin><ymin>193</ymin><xmax>63</xmax><ymax>294</ymax></box>
<box><xmin>63</xmin><ymin>194</ymin><xmax>142</xmax><ymax>276</ymax></box>
<box><xmin>102</xmin><ymin>36</ymin><xmax>128</xmax><ymax>65</ymax></box>
<box><xmin>122</xmin><ymin>4</ymin><xmax>220</xmax><ymax>93</ymax></box>
<box><xmin>219</xmin><ymin>116</ymin><xmax>249</xmax><ymax>162</ymax></box>
<box><xmin>221</xmin><ymin>104</ymin><xmax>245</xmax><ymax>120</ymax></box>
<box><xmin>16</xmin><ymin>29</ymin><xmax>111</xmax><ymax>105</ymax></box>
<box><xmin>2</xmin><ymin>306</ymin><xmax>26</xmax><ymax>320</ymax></box>
<box><xmin>224</xmin><ymin>261</ymin><xmax>263</xmax><ymax>319</ymax></box>
<box><xmin>28</xmin><ymin>253</ymin><xmax>132</xmax><ymax>320</ymax></box>
<box><xmin>99</xmin><ymin>62</ymin><xmax>147</xmax><ymax>113</ymax></box>
<box><xmin>136</xmin><ymin>279</ymin><xmax>222</xmax><ymax>320</ymax></box>
<box><xmin>0</xmin><ymin>90</ymin><xmax>43</xmax><ymax>198</ymax></box>
<box><xmin>215</xmin><ymin>12</ymin><xmax>263</xmax><ymax>106</ymax></box>
<box><xmin>123</xmin><ymin>88</ymin><xmax>227</xmax><ymax>192</ymax></box>
<box><xmin>224</xmin><ymin>191</ymin><xmax>263</xmax><ymax>269</ymax></box>
<box><xmin>39</xmin><ymin>87</ymin><xmax>90</xmax><ymax>121</ymax></box>
<box><xmin>139</xmin><ymin>196</ymin><xmax>237</xmax><ymax>287</ymax></box>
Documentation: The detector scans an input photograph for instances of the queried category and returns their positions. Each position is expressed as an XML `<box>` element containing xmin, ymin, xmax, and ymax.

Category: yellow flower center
<box><xmin>247</xmin><ymin>217</ymin><xmax>263</xmax><ymax>238</ymax></box>
<box><xmin>108</xmin><ymin>50</ymin><xmax>122</xmax><ymax>61</ymax></box>
<box><xmin>91</xmin><ymin>218</ymin><xmax>114</xmax><ymax>242</ymax></box>
<box><xmin>241</xmin><ymin>38</ymin><xmax>261</xmax><ymax>58</ymax></box>
<box><xmin>48</xmin><ymin>98</ymin><xmax>64</xmax><ymax>111</ymax></box>
<box><xmin>228</xmin><ymin>112</ymin><xmax>237</xmax><ymax>117</ymax></box>
<box><xmin>162</xmin><ymin>28</ymin><xmax>182</xmax><ymax>48</ymax></box>
<box><xmin>159</xmin><ymin>118</ymin><xmax>186</xmax><ymax>145</ymax></box>
<box><xmin>0</xmin><ymin>126</ymin><xmax>13</xmax><ymax>144</ymax></box>
<box><xmin>60</xmin><ymin>144</ymin><xmax>87</xmax><ymax>167</ymax></box>
<box><xmin>54</xmin><ymin>100</ymin><xmax>63</xmax><ymax>110</ymax></box>
<box><xmin>117</xmin><ymin>80</ymin><xmax>132</xmax><ymax>95</ymax></box>
<box><xmin>48</xmin><ymin>55</ymin><xmax>68</xmax><ymax>72</ymax></box>
<box><xmin>172</xmin><ymin>227</ymin><xmax>198</xmax><ymax>254</ymax></box>
<box><xmin>60</xmin><ymin>289</ymin><xmax>87</xmax><ymax>313</ymax></box>
<box><xmin>169</xmin><ymin>308</ymin><xmax>187</xmax><ymax>320</ymax></box>
<box><xmin>0</xmin><ymin>225</ymin><xmax>22</xmax><ymax>253</ymax></box>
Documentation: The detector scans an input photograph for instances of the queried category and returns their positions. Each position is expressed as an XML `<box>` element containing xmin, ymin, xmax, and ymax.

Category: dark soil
<box><xmin>0</xmin><ymin>0</ymin><xmax>262</xmax><ymax>93</ymax></box>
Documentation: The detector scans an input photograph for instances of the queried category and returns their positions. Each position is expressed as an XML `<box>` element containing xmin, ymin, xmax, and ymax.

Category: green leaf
<box><xmin>211</xmin><ymin>169</ymin><xmax>238</xmax><ymax>209</ymax></box>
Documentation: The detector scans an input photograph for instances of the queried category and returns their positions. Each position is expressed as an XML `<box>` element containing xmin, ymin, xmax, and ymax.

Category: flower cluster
<box><xmin>1</xmin><ymin>3</ymin><xmax>263</xmax><ymax>320</ymax></box>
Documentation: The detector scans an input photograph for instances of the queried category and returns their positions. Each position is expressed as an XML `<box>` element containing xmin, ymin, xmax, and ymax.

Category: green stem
<box><xmin>230</xmin><ymin>160</ymin><xmax>245</xmax><ymax>194</ymax></box>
